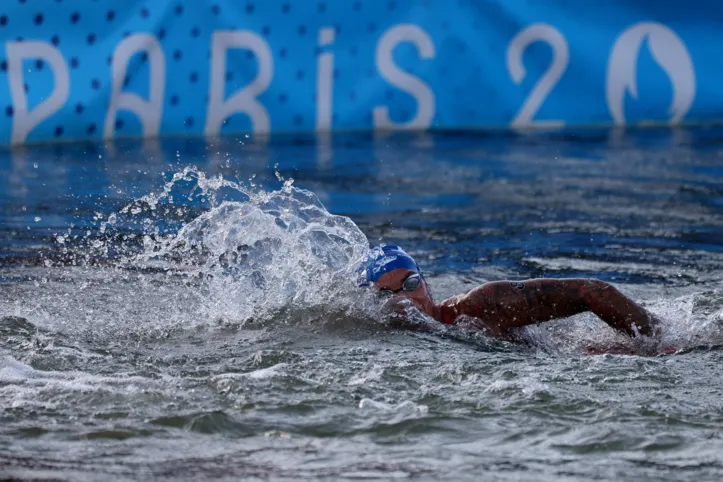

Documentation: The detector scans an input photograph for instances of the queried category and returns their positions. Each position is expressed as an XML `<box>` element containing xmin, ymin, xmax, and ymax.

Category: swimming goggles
<box><xmin>379</xmin><ymin>273</ymin><xmax>422</xmax><ymax>296</ymax></box>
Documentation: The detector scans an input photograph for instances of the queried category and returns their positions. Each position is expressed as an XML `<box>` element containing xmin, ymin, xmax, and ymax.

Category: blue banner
<box><xmin>0</xmin><ymin>0</ymin><xmax>721</xmax><ymax>146</ymax></box>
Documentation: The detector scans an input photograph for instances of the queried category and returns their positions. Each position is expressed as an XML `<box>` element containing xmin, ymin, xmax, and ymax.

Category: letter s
<box><xmin>606</xmin><ymin>22</ymin><xmax>695</xmax><ymax>125</ymax></box>
<box><xmin>373</xmin><ymin>24</ymin><xmax>435</xmax><ymax>130</ymax></box>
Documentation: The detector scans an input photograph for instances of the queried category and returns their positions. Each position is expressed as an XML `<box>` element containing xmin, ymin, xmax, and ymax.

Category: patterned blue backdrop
<box><xmin>0</xmin><ymin>0</ymin><xmax>721</xmax><ymax>145</ymax></box>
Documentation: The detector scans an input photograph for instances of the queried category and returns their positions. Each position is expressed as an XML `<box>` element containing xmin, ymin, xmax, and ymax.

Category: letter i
<box><xmin>316</xmin><ymin>27</ymin><xmax>335</xmax><ymax>132</ymax></box>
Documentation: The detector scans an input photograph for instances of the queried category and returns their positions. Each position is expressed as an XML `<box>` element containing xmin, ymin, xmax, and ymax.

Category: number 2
<box><xmin>506</xmin><ymin>23</ymin><xmax>569</xmax><ymax>129</ymax></box>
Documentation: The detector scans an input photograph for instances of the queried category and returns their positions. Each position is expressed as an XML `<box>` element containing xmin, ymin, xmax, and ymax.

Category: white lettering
<box><xmin>205</xmin><ymin>31</ymin><xmax>273</xmax><ymax>136</ymax></box>
<box><xmin>606</xmin><ymin>22</ymin><xmax>695</xmax><ymax>125</ymax></box>
<box><xmin>507</xmin><ymin>23</ymin><xmax>568</xmax><ymax>129</ymax></box>
<box><xmin>373</xmin><ymin>24</ymin><xmax>435</xmax><ymax>130</ymax></box>
<box><xmin>104</xmin><ymin>34</ymin><xmax>165</xmax><ymax>139</ymax></box>
<box><xmin>316</xmin><ymin>27</ymin><xmax>335</xmax><ymax>132</ymax></box>
<box><xmin>6</xmin><ymin>41</ymin><xmax>69</xmax><ymax>145</ymax></box>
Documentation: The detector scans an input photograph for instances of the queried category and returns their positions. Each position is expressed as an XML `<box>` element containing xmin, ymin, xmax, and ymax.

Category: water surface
<box><xmin>1</xmin><ymin>129</ymin><xmax>723</xmax><ymax>481</ymax></box>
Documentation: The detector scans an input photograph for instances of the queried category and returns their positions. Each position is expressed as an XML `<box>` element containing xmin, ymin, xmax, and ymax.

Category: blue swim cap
<box><xmin>357</xmin><ymin>244</ymin><xmax>421</xmax><ymax>287</ymax></box>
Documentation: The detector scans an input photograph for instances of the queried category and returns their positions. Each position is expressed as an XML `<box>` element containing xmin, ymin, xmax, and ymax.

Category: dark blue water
<box><xmin>1</xmin><ymin>128</ymin><xmax>723</xmax><ymax>481</ymax></box>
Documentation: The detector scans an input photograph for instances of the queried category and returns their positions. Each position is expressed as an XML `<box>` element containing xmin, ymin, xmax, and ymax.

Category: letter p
<box><xmin>6</xmin><ymin>41</ymin><xmax>69</xmax><ymax>145</ymax></box>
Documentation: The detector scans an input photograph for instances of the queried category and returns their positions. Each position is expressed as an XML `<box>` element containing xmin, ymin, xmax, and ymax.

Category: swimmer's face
<box><xmin>374</xmin><ymin>268</ymin><xmax>435</xmax><ymax>316</ymax></box>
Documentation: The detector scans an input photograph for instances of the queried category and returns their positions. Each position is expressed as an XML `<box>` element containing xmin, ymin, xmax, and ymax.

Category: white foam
<box><xmin>0</xmin><ymin>356</ymin><xmax>38</xmax><ymax>383</ymax></box>
<box><xmin>358</xmin><ymin>398</ymin><xmax>429</xmax><ymax>417</ymax></box>
<box><xmin>5</xmin><ymin>168</ymin><xmax>382</xmax><ymax>340</ymax></box>
<box><xmin>347</xmin><ymin>364</ymin><xmax>384</xmax><ymax>386</ymax></box>
<box><xmin>485</xmin><ymin>376</ymin><xmax>549</xmax><ymax>397</ymax></box>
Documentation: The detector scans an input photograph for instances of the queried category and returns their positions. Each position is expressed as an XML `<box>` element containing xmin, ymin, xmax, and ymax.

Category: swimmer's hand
<box><xmin>382</xmin><ymin>297</ymin><xmax>435</xmax><ymax>332</ymax></box>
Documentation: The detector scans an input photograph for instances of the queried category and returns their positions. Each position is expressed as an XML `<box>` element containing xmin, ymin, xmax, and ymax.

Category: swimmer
<box><xmin>358</xmin><ymin>245</ymin><xmax>664</xmax><ymax>343</ymax></box>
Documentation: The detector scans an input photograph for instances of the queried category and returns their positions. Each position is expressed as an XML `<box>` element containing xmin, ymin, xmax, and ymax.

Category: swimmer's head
<box><xmin>357</xmin><ymin>244</ymin><xmax>437</xmax><ymax>318</ymax></box>
<box><xmin>357</xmin><ymin>244</ymin><xmax>421</xmax><ymax>287</ymax></box>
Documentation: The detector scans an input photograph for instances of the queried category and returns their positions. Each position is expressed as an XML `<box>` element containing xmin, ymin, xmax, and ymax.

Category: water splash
<box><xmin>5</xmin><ymin>168</ymin><xmax>396</xmax><ymax>343</ymax></box>
<box><xmin>122</xmin><ymin>168</ymin><xmax>380</xmax><ymax>325</ymax></box>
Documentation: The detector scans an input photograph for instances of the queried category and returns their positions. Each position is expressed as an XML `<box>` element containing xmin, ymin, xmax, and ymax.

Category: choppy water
<box><xmin>1</xmin><ymin>129</ymin><xmax>723</xmax><ymax>481</ymax></box>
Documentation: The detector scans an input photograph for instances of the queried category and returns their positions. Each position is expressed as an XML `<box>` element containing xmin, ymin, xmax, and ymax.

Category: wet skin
<box><xmin>375</xmin><ymin>269</ymin><xmax>661</xmax><ymax>339</ymax></box>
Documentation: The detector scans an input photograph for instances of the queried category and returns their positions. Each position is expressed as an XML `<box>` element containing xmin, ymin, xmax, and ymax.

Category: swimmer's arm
<box><xmin>438</xmin><ymin>278</ymin><xmax>660</xmax><ymax>338</ymax></box>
